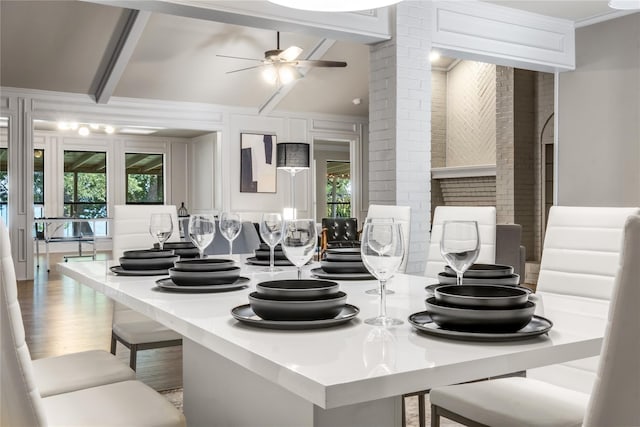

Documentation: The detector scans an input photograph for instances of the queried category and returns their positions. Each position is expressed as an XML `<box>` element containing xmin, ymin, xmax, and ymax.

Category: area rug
<box><xmin>160</xmin><ymin>389</ymin><xmax>463</xmax><ymax>426</ymax></box>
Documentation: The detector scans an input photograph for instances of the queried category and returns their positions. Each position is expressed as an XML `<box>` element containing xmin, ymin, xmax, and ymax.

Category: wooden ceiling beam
<box><xmin>94</xmin><ymin>9</ymin><xmax>150</xmax><ymax>104</ymax></box>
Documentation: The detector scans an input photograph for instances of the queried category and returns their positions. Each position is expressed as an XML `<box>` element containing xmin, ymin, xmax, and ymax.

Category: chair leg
<box><xmin>418</xmin><ymin>393</ymin><xmax>426</xmax><ymax>427</ymax></box>
<box><xmin>430</xmin><ymin>405</ymin><xmax>440</xmax><ymax>427</ymax></box>
<box><xmin>401</xmin><ymin>395</ymin><xmax>407</xmax><ymax>427</ymax></box>
<box><xmin>110</xmin><ymin>332</ymin><xmax>117</xmax><ymax>355</ymax></box>
<box><xmin>129</xmin><ymin>344</ymin><xmax>138</xmax><ymax>371</ymax></box>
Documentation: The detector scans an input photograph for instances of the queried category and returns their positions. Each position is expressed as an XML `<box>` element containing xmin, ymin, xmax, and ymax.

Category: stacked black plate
<box><xmin>156</xmin><ymin>258</ymin><xmax>249</xmax><ymax>292</ymax></box>
<box><xmin>153</xmin><ymin>242</ymin><xmax>200</xmax><ymax>258</ymax></box>
<box><xmin>111</xmin><ymin>249</ymin><xmax>178</xmax><ymax>276</ymax></box>
<box><xmin>437</xmin><ymin>263</ymin><xmax>520</xmax><ymax>285</ymax></box>
<box><xmin>231</xmin><ymin>279</ymin><xmax>359</xmax><ymax>329</ymax></box>
<box><xmin>246</xmin><ymin>243</ymin><xmax>294</xmax><ymax>266</ymax></box>
<box><xmin>310</xmin><ymin>248</ymin><xmax>375</xmax><ymax>280</ymax></box>
<box><xmin>427</xmin><ymin>285</ymin><xmax>535</xmax><ymax>332</ymax></box>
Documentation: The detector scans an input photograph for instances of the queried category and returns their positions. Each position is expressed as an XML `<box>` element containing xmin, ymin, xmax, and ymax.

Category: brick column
<box><xmin>369</xmin><ymin>1</ymin><xmax>431</xmax><ymax>274</ymax></box>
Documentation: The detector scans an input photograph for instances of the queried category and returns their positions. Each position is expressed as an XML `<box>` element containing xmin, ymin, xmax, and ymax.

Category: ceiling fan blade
<box><xmin>226</xmin><ymin>65</ymin><xmax>264</xmax><ymax>74</ymax></box>
<box><xmin>294</xmin><ymin>59</ymin><xmax>347</xmax><ymax>68</ymax></box>
<box><xmin>279</xmin><ymin>46</ymin><xmax>303</xmax><ymax>61</ymax></box>
<box><xmin>216</xmin><ymin>54</ymin><xmax>263</xmax><ymax>62</ymax></box>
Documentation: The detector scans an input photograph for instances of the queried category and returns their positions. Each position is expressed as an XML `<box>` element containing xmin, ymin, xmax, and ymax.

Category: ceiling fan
<box><xmin>217</xmin><ymin>32</ymin><xmax>347</xmax><ymax>85</ymax></box>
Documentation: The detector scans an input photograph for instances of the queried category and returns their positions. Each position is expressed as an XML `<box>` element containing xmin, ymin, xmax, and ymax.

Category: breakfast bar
<box><xmin>58</xmin><ymin>260</ymin><xmax>607</xmax><ymax>426</ymax></box>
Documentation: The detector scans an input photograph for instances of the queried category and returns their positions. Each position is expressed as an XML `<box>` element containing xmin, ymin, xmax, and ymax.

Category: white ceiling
<box><xmin>0</xmin><ymin>0</ymin><xmax>632</xmax><ymax>136</ymax></box>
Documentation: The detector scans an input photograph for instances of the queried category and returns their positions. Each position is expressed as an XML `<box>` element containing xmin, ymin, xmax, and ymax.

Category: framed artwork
<box><xmin>240</xmin><ymin>133</ymin><xmax>277</xmax><ymax>193</ymax></box>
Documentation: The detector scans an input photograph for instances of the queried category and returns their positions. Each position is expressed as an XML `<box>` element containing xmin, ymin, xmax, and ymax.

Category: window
<box><xmin>326</xmin><ymin>161</ymin><xmax>351</xmax><ymax>217</ymax></box>
<box><xmin>0</xmin><ymin>148</ymin><xmax>7</xmax><ymax>225</ymax></box>
<box><xmin>63</xmin><ymin>150</ymin><xmax>107</xmax><ymax>218</ymax></box>
<box><xmin>33</xmin><ymin>149</ymin><xmax>45</xmax><ymax>238</ymax></box>
<box><xmin>126</xmin><ymin>153</ymin><xmax>164</xmax><ymax>204</ymax></box>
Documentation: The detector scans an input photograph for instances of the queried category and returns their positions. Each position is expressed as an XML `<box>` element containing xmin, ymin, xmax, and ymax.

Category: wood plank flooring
<box><xmin>18</xmin><ymin>253</ymin><xmax>182</xmax><ymax>391</ymax></box>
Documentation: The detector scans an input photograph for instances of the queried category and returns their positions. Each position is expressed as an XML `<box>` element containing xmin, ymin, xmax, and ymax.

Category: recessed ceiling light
<box><xmin>429</xmin><ymin>51</ymin><xmax>441</xmax><ymax>62</ymax></box>
<box><xmin>78</xmin><ymin>126</ymin><xmax>90</xmax><ymax>137</ymax></box>
<box><xmin>352</xmin><ymin>98</ymin><xmax>362</xmax><ymax>105</ymax></box>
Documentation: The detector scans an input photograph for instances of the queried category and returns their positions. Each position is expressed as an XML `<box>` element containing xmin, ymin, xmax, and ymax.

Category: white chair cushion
<box><xmin>430</xmin><ymin>377</ymin><xmax>588</xmax><ymax>427</ymax></box>
<box><xmin>425</xmin><ymin>206</ymin><xmax>496</xmax><ymax>280</ymax></box>
<box><xmin>32</xmin><ymin>350</ymin><xmax>135</xmax><ymax>397</ymax></box>
<box><xmin>112</xmin><ymin>320</ymin><xmax>182</xmax><ymax>344</ymax></box>
<box><xmin>43</xmin><ymin>380</ymin><xmax>186</xmax><ymax>427</ymax></box>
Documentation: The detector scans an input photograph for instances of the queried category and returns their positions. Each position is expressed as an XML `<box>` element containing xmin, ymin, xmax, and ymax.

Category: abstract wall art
<box><xmin>240</xmin><ymin>133</ymin><xmax>277</xmax><ymax>193</ymax></box>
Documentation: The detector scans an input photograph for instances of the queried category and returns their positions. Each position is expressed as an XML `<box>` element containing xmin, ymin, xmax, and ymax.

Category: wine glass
<box><xmin>219</xmin><ymin>212</ymin><xmax>242</xmax><ymax>256</ymax></box>
<box><xmin>361</xmin><ymin>218</ymin><xmax>404</xmax><ymax>326</ymax></box>
<box><xmin>149</xmin><ymin>213</ymin><xmax>173</xmax><ymax>251</ymax></box>
<box><xmin>259</xmin><ymin>213</ymin><xmax>283</xmax><ymax>272</ymax></box>
<box><xmin>440</xmin><ymin>220</ymin><xmax>480</xmax><ymax>286</ymax></box>
<box><xmin>188</xmin><ymin>214</ymin><xmax>216</xmax><ymax>259</ymax></box>
<box><xmin>281</xmin><ymin>219</ymin><xmax>317</xmax><ymax>280</ymax></box>
<box><xmin>365</xmin><ymin>218</ymin><xmax>403</xmax><ymax>295</ymax></box>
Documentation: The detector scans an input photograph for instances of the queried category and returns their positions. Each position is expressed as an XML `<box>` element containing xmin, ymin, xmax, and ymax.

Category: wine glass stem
<box><xmin>379</xmin><ymin>280</ymin><xmax>387</xmax><ymax>319</ymax></box>
<box><xmin>297</xmin><ymin>267</ymin><xmax>302</xmax><ymax>280</ymax></box>
<box><xmin>456</xmin><ymin>272</ymin><xmax>463</xmax><ymax>286</ymax></box>
<box><xmin>229</xmin><ymin>241</ymin><xmax>233</xmax><ymax>256</ymax></box>
<box><xmin>159</xmin><ymin>241</ymin><xmax>164</xmax><ymax>251</ymax></box>
<box><xmin>199</xmin><ymin>249</ymin><xmax>204</xmax><ymax>259</ymax></box>
<box><xmin>270</xmin><ymin>246</ymin><xmax>275</xmax><ymax>270</ymax></box>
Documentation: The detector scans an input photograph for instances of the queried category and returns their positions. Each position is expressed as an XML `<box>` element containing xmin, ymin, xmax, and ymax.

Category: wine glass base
<box><xmin>364</xmin><ymin>316</ymin><xmax>404</xmax><ymax>327</ymax></box>
<box><xmin>365</xmin><ymin>288</ymin><xmax>394</xmax><ymax>295</ymax></box>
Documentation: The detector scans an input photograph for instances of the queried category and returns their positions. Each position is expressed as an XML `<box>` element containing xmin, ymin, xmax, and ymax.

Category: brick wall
<box><xmin>369</xmin><ymin>1</ymin><xmax>431</xmax><ymax>274</ymax></box>
<box><xmin>447</xmin><ymin>61</ymin><xmax>496</xmax><ymax>167</ymax></box>
<box><xmin>439</xmin><ymin>177</ymin><xmax>496</xmax><ymax>206</ymax></box>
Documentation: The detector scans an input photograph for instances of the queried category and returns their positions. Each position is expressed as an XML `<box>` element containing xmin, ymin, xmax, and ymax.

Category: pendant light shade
<box><xmin>268</xmin><ymin>0</ymin><xmax>401</xmax><ymax>12</ymax></box>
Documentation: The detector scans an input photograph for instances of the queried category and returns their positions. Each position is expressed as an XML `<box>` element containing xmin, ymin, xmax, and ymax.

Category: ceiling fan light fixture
<box><xmin>262</xmin><ymin>66</ymin><xmax>278</xmax><ymax>85</ymax></box>
<box><xmin>280</xmin><ymin>46</ymin><xmax>303</xmax><ymax>61</ymax></box>
<box><xmin>268</xmin><ymin>0</ymin><xmax>402</xmax><ymax>12</ymax></box>
<box><xmin>278</xmin><ymin>65</ymin><xmax>299</xmax><ymax>85</ymax></box>
<box><xmin>608</xmin><ymin>0</ymin><xmax>640</xmax><ymax>9</ymax></box>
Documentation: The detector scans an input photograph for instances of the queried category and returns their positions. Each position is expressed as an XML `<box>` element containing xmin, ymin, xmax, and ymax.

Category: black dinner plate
<box><xmin>409</xmin><ymin>311</ymin><xmax>552</xmax><ymax>342</ymax></box>
<box><xmin>245</xmin><ymin>257</ymin><xmax>294</xmax><ymax>266</ymax></box>
<box><xmin>320</xmin><ymin>260</ymin><xmax>368</xmax><ymax>274</ymax></box>
<box><xmin>444</xmin><ymin>263</ymin><xmax>514</xmax><ymax>278</ymax></box>
<box><xmin>169</xmin><ymin>266</ymin><xmax>241</xmax><ymax>286</ymax></box>
<box><xmin>156</xmin><ymin>277</ymin><xmax>249</xmax><ymax>293</ymax></box>
<box><xmin>231</xmin><ymin>304</ymin><xmax>359</xmax><ymax>330</ymax></box>
<box><xmin>110</xmin><ymin>266</ymin><xmax>169</xmax><ymax>276</ymax></box>
<box><xmin>122</xmin><ymin>249</ymin><xmax>175</xmax><ymax>259</ymax></box>
<box><xmin>254</xmin><ymin>249</ymin><xmax>288</xmax><ymax>260</ymax></box>
<box><xmin>119</xmin><ymin>255</ymin><xmax>178</xmax><ymax>271</ymax></box>
<box><xmin>310</xmin><ymin>267</ymin><xmax>375</xmax><ymax>281</ymax></box>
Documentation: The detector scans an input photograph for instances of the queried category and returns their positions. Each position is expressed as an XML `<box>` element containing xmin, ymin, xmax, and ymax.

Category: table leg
<box><xmin>183</xmin><ymin>339</ymin><xmax>402</xmax><ymax>427</ymax></box>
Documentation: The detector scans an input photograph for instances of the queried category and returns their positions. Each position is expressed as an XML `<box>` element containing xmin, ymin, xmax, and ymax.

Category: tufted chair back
<box><xmin>322</xmin><ymin>218</ymin><xmax>359</xmax><ymax>242</ymax></box>
<box><xmin>0</xmin><ymin>219</ymin><xmax>47</xmax><ymax>426</ymax></box>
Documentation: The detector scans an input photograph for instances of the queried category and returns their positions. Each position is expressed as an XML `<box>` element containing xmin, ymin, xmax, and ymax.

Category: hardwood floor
<box><xmin>18</xmin><ymin>253</ymin><xmax>183</xmax><ymax>391</ymax></box>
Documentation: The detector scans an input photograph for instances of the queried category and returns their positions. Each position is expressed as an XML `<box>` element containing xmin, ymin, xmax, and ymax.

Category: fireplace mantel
<box><xmin>431</xmin><ymin>164</ymin><xmax>496</xmax><ymax>179</ymax></box>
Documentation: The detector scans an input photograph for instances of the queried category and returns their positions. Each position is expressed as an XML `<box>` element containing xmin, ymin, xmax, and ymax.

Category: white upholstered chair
<box><xmin>0</xmin><ymin>220</ymin><xmax>135</xmax><ymax>400</ymax></box>
<box><xmin>111</xmin><ymin>205</ymin><xmax>182</xmax><ymax>370</ymax></box>
<box><xmin>0</xmin><ymin>219</ymin><xmax>186</xmax><ymax>427</ymax></box>
<box><xmin>424</xmin><ymin>206</ymin><xmax>496</xmax><ymax>280</ymax></box>
<box><xmin>429</xmin><ymin>207</ymin><xmax>640</xmax><ymax>427</ymax></box>
<box><xmin>366</xmin><ymin>204</ymin><xmax>411</xmax><ymax>273</ymax></box>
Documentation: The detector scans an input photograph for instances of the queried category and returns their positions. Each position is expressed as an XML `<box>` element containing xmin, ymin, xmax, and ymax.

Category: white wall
<box><xmin>557</xmin><ymin>13</ymin><xmax>640</xmax><ymax>206</ymax></box>
<box><xmin>188</xmin><ymin>132</ymin><xmax>217</xmax><ymax>214</ymax></box>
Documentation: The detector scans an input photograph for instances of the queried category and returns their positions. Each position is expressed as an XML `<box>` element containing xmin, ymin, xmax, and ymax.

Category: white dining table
<box><xmin>58</xmin><ymin>259</ymin><xmax>607</xmax><ymax>427</ymax></box>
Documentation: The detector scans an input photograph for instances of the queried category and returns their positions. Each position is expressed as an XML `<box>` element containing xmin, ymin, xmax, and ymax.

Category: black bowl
<box><xmin>425</xmin><ymin>297</ymin><xmax>536</xmax><ymax>332</ymax></box>
<box><xmin>324</xmin><ymin>248</ymin><xmax>362</xmax><ymax>262</ymax></box>
<box><xmin>248</xmin><ymin>291</ymin><xmax>347</xmax><ymax>321</ymax></box>
<box><xmin>256</xmin><ymin>279</ymin><xmax>339</xmax><ymax>300</ymax></box>
<box><xmin>444</xmin><ymin>263</ymin><xmax>514</xmax><ymax>278</ymax></box>
<box><xmin>320</xmin><ymin>260</ymin><xmax>368</xmax><ymax>274</ymax></box>
<box><xmin>168</xmin><ymin>266</ymin><xmax>240</xmax><ymax>286</ymax></box>
<box><xmin>119</xmin><ymin>255</ymin><xmax>178</xmax><ymax>271</ymax></box>
<box><xmin>255</xmin><ymin>249</ymin><xmax>288</xmax><ymax>260</ymax></box>
<box><xmin>259</xmin><ymin>243</ymin><xmax>283</xmax><ymax>251</ymax></box>
<box><xmin>437</xmin><ymin>272</ymin><xmax>520</xmax><ymax>286</ymax></box>
<box><xmin>122</xmin><ymin>249</ymin><xmax>175</xmax><ymax>259</ymax></box>
<box><xmin>173</xmin><ymin>258</ymin><xmax>236</xmax><ymax>272</ymax></box>
<box><xmin>434</xmin><ymin>285</ymin><xmax>529</xmax><ymax>309</ymax></box>
<box><xmin>155</xmin><ymin>241</ymin><xmax>196</xmax><ymax>249</ymax></box>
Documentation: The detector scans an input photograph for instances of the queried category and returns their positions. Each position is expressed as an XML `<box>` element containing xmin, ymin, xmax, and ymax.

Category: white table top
<box><xmin>58</xmin><ymin>260</ymin><xmax>607</xmax><ymax>409</ymax></box>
